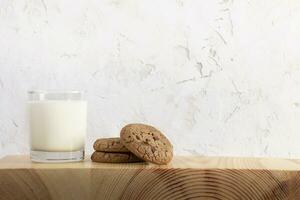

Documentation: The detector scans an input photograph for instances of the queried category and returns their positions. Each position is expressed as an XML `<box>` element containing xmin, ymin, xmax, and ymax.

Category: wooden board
<box><xmin>0</xmin><ymin>155</ymin><xmax>300</xmax><ymax>199</ymax></box>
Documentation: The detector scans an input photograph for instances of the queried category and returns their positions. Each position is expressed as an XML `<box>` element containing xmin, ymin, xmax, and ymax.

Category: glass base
<box><xmin>30</xmin><ymin>150</ymin><xmax>85</xmax><ymax>163</ymax></box>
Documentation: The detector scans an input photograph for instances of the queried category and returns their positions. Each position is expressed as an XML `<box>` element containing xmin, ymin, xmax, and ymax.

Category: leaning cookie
<box><xmin>91</xmin><ymin>151</ymin><xmax>144</xmax><ymax>163</ymax></box>
<box><xmin>93</xmin><ymin>138</ymin><xmax>129</xmax><ymax>152</ymax></box>
<box><xmin>120</xmin><ymin>123</ymin><xmax>173</xmax><ymax>165</ymax></box>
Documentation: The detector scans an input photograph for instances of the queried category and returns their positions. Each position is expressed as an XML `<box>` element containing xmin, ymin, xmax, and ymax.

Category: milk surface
<box><xmin>29</xmin><ymin>100</ymin><xmax>87</xmax><ymax>152</ymax></box>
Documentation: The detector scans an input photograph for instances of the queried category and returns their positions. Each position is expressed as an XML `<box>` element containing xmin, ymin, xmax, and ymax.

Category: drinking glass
<box><xmin>28</xmin><ymin>90</ymin><xmax>87</xmax><ymax>162</ymax></box>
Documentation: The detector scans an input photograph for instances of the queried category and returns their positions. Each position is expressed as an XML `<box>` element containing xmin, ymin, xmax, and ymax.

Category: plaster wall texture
<box><xmin>0</xmin><ymin>0</ymin><xmax>300</xmax><ymax>158</ymax></box>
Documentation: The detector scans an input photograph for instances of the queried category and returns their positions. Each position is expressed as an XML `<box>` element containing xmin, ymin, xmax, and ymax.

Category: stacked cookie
<box><xmin>91</xmin><ymin>123</ymin><xmax>173</xmax><ymax>165</ymax></box>
<box><xmin>92</xmin><ymin>138</ymin><xmax>143</xmax><ymax>163</ymax></box>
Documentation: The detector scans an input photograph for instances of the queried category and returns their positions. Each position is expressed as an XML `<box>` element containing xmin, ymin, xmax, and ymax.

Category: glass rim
<box><xmin>28</xmin><ymin>90</ymin><xmax>85</xmax><ymax>94</ymax></box>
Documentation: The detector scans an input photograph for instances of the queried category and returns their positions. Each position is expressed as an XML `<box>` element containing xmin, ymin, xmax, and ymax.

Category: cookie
<box><xmin>91</xmin><ymin>151</ymin><xmax>143</xmax><ymax>163</ymax></box>
<box><xmin>93</xmin><ymin>138</ymin><xmax>129</xmax><ymax>152</ymax></box>
<box><xmin>120</xmin><ymin>123</ymin><xmax>173</xmax><ymax>165</ymax></box>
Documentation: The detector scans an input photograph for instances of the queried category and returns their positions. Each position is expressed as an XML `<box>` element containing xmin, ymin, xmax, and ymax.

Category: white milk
<box><xmin>29</xmin><ymin>100</ymin><xmax>87</xmax><ymax>152</ymax></box>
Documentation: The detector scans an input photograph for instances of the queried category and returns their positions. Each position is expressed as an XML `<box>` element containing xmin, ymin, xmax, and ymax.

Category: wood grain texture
<box><xmin>0</xmin><ymin>155</ymin><xmax>300</xmax><ymax>200</ymax></box>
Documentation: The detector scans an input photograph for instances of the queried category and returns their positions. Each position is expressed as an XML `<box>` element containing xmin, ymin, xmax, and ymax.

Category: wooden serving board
<box><xmin>0</xmin><ymin>155</ymin><xmax>300</xmax><ymax>200</ymax></box>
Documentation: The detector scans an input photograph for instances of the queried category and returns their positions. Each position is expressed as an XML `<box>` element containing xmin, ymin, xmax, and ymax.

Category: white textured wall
<box><xmin>1</xmin><ymin>0</ymin><xmax>300</xmax><ymax>158</ymax></box>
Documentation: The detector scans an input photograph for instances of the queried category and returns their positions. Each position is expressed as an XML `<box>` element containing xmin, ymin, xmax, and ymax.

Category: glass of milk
<box><xmin>28</xmin><ymin>90</ymin><xmax>87</xmax><ymax>163</ymax></box>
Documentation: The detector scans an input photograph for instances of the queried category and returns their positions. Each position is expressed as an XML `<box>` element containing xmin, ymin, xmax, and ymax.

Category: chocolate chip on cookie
<box><xmin>93</xmin><ymin>138</ymin><xmax>129</xmax><ymax>152</ymax></box>
<box><xmin>91</xmin><ymin>151</ymin><xmax>143</xmax><ymax>163</ymax></box>
<box><xmin>120</xmin><ymin>123</ymin><xmax>173</xmax><ymax>165</ymax></box>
